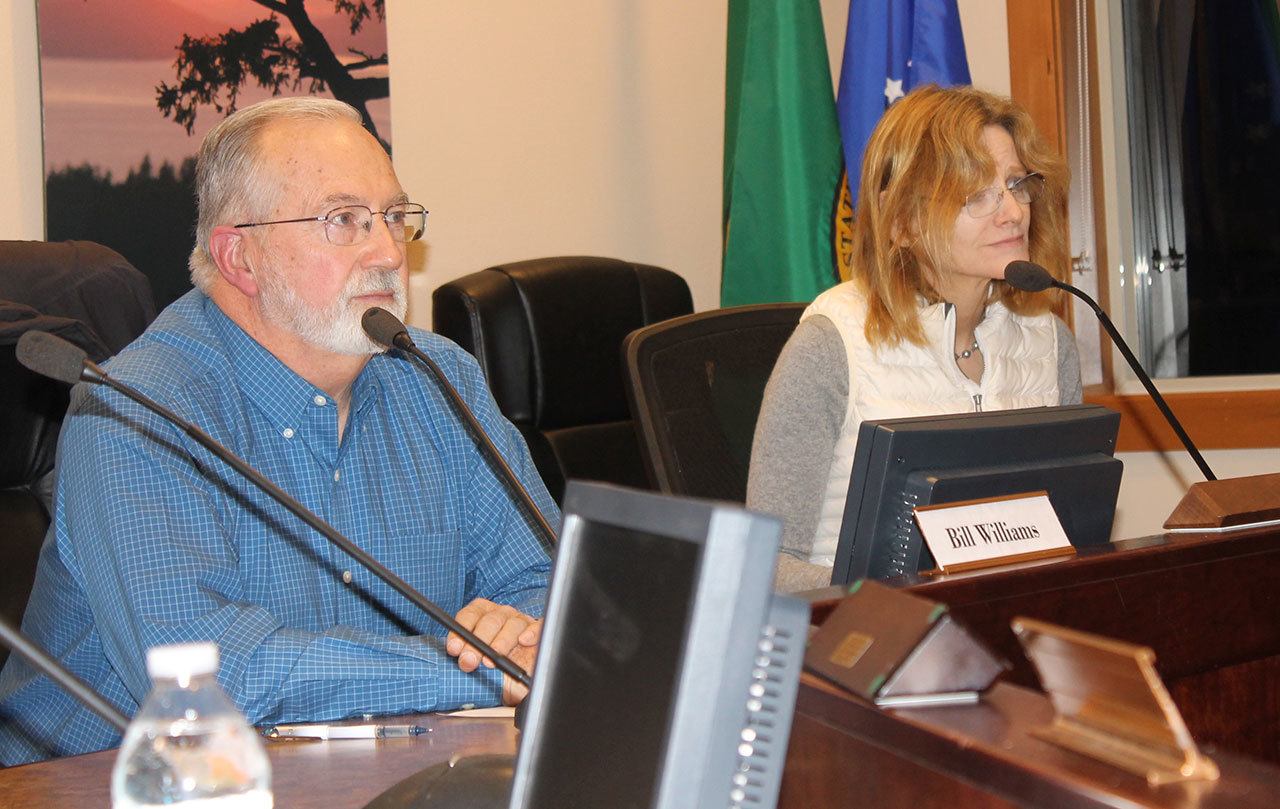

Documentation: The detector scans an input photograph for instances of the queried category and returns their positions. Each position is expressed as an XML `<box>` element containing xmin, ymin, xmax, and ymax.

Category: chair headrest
<box><xmin>0</xmin><ymin>239</ymin><xmax>156</xmax><ymax>354</ymax></box>
<box><xmin>433</xmin><ymin>257</ymin><xmax>692</xmax><ymax>429</ymax></box>
<box><xmin>0</xmin><ymin>303</ymin><xmax>109</xmax><ymax>488</ymax></box>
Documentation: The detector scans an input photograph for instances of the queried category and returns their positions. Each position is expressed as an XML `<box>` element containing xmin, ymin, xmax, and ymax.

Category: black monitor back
<box><xmin>509</xmin><ymin>481</ymin><xmax>807</xmax><ymax>809</ymax></box>
<box><xmin>831</xmin><ymin>404</ymin><xmax>1122</xmax><ymax>585</ymax></box>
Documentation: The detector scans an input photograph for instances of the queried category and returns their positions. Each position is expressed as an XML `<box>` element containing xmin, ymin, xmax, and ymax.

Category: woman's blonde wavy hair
<box><xmin>852</xmin><ymin>84</ymin><xmax>1070</xmax><ymax>347</ymax></box>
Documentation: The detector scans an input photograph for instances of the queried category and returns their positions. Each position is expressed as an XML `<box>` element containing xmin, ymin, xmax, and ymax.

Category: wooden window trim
<box><xmin>1083</xmin><ymin>386</ymin><xmax>1280</xmax><ymax>452</ymax></box>
<box><xmin>1007</xmin><ymin>1</ymin><xmax>1279</xmax><ymax>452</ymax></box>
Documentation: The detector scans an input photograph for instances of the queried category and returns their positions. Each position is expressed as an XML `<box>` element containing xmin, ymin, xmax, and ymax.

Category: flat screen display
<box><xmin>831</xmin><ymin>404</ymin><xmax>1122</xmax><ymax>585</ymax></box>
<box><xmin>518</xmin><ymin>519</ymin><xmax>700</xmax><ymax>808</ymax></box>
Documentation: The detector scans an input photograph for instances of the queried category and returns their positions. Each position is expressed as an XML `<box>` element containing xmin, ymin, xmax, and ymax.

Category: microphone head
<box><xmin>362</xmin><ymin>307</ymin><xmax>412</xmax><ymax>350</ymax></box>
<box><xmin>1003</xmin><ymin>261</ymin><xmax>1056</xmax><ymax>292</ymax></box>
<box><xmin>16</xmin><ymin>330</ymin><xmax>90</xmax><ymax>385</ymax></box>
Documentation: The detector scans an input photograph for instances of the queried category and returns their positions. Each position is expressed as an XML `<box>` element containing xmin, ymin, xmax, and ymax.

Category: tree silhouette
<box><xmin>47</xmin><ymin>157</ymin><xmax>199</xmax><ymax>309</ymax></box>
<box><xmin>156</xmin><ymin>0</ymin><xmax>389</xmax><ymax>147</ymax></box>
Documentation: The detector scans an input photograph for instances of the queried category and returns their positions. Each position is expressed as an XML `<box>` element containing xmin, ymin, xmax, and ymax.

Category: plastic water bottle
<box><xmin>111</xmin><ymin>642</ymin><xmax>273</xmax><ymax>808</ymax></box>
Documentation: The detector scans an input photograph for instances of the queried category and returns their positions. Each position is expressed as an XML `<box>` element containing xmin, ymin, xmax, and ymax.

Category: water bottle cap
<box><xmin>145</xmin><ymin>642</ymin><xmax>220</xmax><ymax>680</ymax></box>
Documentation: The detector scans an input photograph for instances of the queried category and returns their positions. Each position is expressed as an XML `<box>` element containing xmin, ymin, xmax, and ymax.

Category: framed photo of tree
<box><xmin>37</xmin><ymin>0</ymin><xmax>392</xmax><ymax>309</ymax></box>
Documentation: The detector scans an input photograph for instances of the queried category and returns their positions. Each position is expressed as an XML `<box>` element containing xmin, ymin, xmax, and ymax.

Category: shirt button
<box><xmin>342</xmin><ymin>570</ymin><xmax>353</xmax><ymax>584</ymax></box>
<box><xmin>282</xmin><ymin>427</ymin><xmax>295</xmax><ymax>439</ymax></box>
<box><xmin>313</xmin><ymin>395</ymin><xmax>327</xmax><ymax>406</ymax></box>
<box><xmin>333</xmin><ymin>469</ymin><xmax>341</xmax><ymax>482</ymax></box>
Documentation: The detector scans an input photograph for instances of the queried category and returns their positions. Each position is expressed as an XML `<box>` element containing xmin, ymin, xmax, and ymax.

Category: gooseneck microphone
<box><xmin>362</xmin><ymin>307</ymin><xmax>558</xmax><ymax>551</ymax></box>
<box><xmin>0</xmin><ymin>617</ymin><xmax>129</xmax><ymax>732</ymax></box>
<box><xmin>1004</xmin><ymin>260</ymin><xmax>1216</xmax><ymax>481</ymax></box>
<box><xmin>15</xmin><ymin>330</ymin><xmax>532</xmax><ymax>691</ymax></box>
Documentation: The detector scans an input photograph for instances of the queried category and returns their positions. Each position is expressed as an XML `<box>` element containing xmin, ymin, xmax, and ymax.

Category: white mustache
<box><xmin>344</xmin><ymin>270</ymin><xmax>406</xmax><ymax>309</ymax></box>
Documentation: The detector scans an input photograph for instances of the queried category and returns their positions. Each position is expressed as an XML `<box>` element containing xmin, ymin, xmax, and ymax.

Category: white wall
<box><xmin>388</xmin><ymin>2</ymin><xmax>726</xmax><ymax>319</ymax></box>
<box><xmin>3</xmin><ymin>2</ymin><xmax>1012</xmax><ymax>315</ymax></box>
<box><xmin>391</xmin><ymin>1</ymin><xmax>1011</xmax><ymax>322</ymax></box>
<box><xmin>1</xmin><ymin>1</ymin><xmax>1271</xmax><ymax>540</ymax></box>
<box><xmin>0</xmin><ymin>2</ymin><xmax>44</xmax><ymax>241</ymax></box>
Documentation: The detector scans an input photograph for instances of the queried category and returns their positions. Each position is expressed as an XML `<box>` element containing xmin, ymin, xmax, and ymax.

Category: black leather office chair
<box><xmin>0</xmin><ymin>240</ymin><xmax>156</xmax><ymax>353</ymax></box>
<box><xmin>0</xmin><ymin>241</ymin><xmax>155</xmax><ymax>663</ymax></box>
<box><xmin>622</xmin><ymin>303</ymin><xmax>806</xmax><ymax>502</ymax></box>
<box><xmin>433</xmin><ymin>256</ymin><xmax>693</xmax><ymax>504</ymax></box>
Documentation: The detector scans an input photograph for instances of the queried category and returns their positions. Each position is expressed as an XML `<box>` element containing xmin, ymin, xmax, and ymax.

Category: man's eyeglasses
<box><xmin>962</xmin><ymin>173</ymin><xmax>1043</xmax><ymax>218</ymax></box>
<box><xmin>235</xmin><ymin>202</ymin><xmax>428</xmax><ymax>246</ymax></box>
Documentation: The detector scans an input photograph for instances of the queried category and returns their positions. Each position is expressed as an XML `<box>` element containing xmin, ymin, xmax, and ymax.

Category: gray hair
<box><xmin>188</xmin><ymin>97</ymin><xmax>363</xmax><ymax>291</ymax></box>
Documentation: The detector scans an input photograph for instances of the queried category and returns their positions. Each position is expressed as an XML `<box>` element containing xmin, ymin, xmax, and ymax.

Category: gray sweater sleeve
<box><xmin>747</xmin><ymin>316</ymin><xmax>847</xmax><ymax>592</ymax></box>
<box><xmin>1055</xmin><ymin>317</ymin><xmax>1084</xmax><ymax>404</ymax></box>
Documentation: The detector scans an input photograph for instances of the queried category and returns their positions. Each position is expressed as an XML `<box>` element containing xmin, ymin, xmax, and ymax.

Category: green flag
<box><xmin>722</xmin><ymin>0</ymin><xmax>843</xmax><ymax>306</ymax></box>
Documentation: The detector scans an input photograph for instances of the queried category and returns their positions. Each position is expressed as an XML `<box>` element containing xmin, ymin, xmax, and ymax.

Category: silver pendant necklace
<box><xmin>954</xmin><ymin>339</ymin><xmax>980</xmax><ymax>361</ymax></box>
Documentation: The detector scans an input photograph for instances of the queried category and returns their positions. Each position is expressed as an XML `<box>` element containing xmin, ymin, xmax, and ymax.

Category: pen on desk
<box><xmin>266</xmin><ymin>723</ymin><xmax>429</xmax><ymax>740</ymax></box>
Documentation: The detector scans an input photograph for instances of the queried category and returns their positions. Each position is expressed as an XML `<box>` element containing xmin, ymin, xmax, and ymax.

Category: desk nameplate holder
<box><xmin>1012</xmin><ymin>617</ymin><xmax>1219</xmax><ymax>786</ymax></box>
<box><xmin>915</xmin><ymin>491</ymin><xmax>1076</xmax><ymax>576</ymax></box>
<box><xmin>805</xmin><ymin>580</ymin><xmax>1006</xmax><ymax>708</ymax></box>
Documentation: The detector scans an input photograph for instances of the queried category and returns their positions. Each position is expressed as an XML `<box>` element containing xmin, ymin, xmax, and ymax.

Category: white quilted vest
<box><xmin>805</xmin><ymin>283</ymin><xmax>1061</xmax><ymax>564</ymax></box>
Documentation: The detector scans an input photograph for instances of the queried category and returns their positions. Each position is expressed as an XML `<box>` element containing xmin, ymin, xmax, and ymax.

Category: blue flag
<box><xmin>837</xmin><ymin>0</ymin><xmax>971</xmax><ymax>208</ymax></box>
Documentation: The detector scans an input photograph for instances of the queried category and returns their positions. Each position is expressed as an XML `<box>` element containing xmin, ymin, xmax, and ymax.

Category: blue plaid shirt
<box><xmin>0</xmin><ymin>290</ymin><xmax>556</xmax><ymax>764</ymax></box>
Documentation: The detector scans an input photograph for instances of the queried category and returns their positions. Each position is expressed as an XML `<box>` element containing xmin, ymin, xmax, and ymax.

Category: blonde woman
<box><xmin>748</xmin><ymin>85</ymin><xmax>1082</xmax><ymax>592</ymax></box>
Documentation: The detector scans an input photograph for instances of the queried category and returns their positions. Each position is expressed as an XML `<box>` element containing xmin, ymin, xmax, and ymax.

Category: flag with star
<box><xmin>833</xmin><ymin>0</ymin><xmax>971</xmax><ymax>279</ymax></box>
<box><xmin>722</xmin><ymin>0</ymin><xmax>844</xmax><ymax>306</ymax></box>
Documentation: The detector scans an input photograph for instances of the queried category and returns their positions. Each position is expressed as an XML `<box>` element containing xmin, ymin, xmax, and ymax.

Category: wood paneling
<box><xmin>1007</xmin><ymin>0</ymin><xmax>1067</xmax><ymax>157</ymax></box>
<box><xmin>1085</xmin><ymin>388</ymin><xmax>1280</xmax><ymax>451</ymax></box>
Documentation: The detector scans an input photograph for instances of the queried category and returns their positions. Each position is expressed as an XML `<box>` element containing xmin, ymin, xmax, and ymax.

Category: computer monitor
<box><xmin>830</xmin><ymin>404</ymin><xmax>1122</xmax><ymax>585</ymax></box>
<box><xmin>509</xmin><ymin>481</ymin><xmax>809</xmax><ymax>809</ymax></box>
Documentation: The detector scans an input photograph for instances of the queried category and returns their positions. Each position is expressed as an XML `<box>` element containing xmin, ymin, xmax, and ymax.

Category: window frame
<box><xmin>1007</xmin><ymin>0</ymin><xmax>1280</xmax><ymax>452</ymax></box>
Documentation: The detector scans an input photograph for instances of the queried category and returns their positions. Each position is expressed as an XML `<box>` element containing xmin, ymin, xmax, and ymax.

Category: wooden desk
<box><xmin>0</xmin><ymin>714</ymin><xmax>518</xmax><ymax>808</ymax></box>
<box><xmin>783</xmin><ymin>528</ymin><xmax>1280</xmax><ymax>808</ymax></box>
<box><xmin>914</xmin><ymin>527</ymin><xmax>1280</xmax><ymax>763</ymax></box>
<box><xmin>781</xmin><ymin>677</ymin><xmax>1280</xmax><ymax>809</ymax></box>
<box><xmin>6</xmin><ymin>530</ymin><xmax>1277</xmax><ymax>808</ymax></box>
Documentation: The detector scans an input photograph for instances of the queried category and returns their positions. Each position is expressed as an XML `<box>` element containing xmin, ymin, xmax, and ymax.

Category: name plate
<box><xmin>915</xmin><ymin>491</ymin><xmax>1074</xmax><ymax>574</ymax></box>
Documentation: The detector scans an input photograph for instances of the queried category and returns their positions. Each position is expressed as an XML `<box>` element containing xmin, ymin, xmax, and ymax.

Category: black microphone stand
<box><xmin>1003</xmin><ymin>261</ymin><xmax>1280</xmax><ymax>531</ymax></box>
<box><xmin>1052</xmin><ymin>281</ymin><xmax>1216</xmax><ymax>481</ymax></box>
<box><xmin>0</xmin><ymin>617</ymin><xmax>129</xmax><ymax>732</ymax></box>
<box><xmin>361</xmin><ymin>309</ymin><xmax>557</xmax><ymax>552</ymax></box>
<box><xmin>396</xmin><ymin>340</ymin><xmax>557</xmax><ymax>549</ymax></box>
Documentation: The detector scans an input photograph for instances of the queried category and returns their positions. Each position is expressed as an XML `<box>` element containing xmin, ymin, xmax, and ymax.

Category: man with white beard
<box><xmin>0</xmin><ymin>98</ymin><xmax>555</xmax><ymax>764</ymax></box>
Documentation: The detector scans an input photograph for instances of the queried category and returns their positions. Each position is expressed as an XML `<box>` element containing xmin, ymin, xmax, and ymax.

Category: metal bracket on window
<box><xmin>1150</xmin><ymin>248</ymin><xmax>1186</xmax><ymax>274</ymax></box>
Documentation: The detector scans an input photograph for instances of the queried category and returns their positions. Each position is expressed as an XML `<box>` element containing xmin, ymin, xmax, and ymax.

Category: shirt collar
<box><xmin>931</xmin><ymin>297</ymin><xmax>1010</xmax><ymax>324</ymax></box>
<box><xmin>204</xmin><ymin>295</ymin><xmax>342</xmax><ymax>434</ymax></box>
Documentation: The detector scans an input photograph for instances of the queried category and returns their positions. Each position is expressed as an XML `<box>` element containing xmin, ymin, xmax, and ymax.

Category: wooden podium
<box><xmin>780</xmin><ymin>527</ymin><xmax>1280</xmax><ymax>808</ymax></box>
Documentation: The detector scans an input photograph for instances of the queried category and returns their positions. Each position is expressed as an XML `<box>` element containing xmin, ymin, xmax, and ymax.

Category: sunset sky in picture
<box><xmin>39</xmin><ymin>0</ymin><xmax>388</xmax><ymax>59</ymax></box>
<box><xmin>38</xmin><ymin>0</ymin><xmax>391</xmax><ymax>176</ymax></box>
